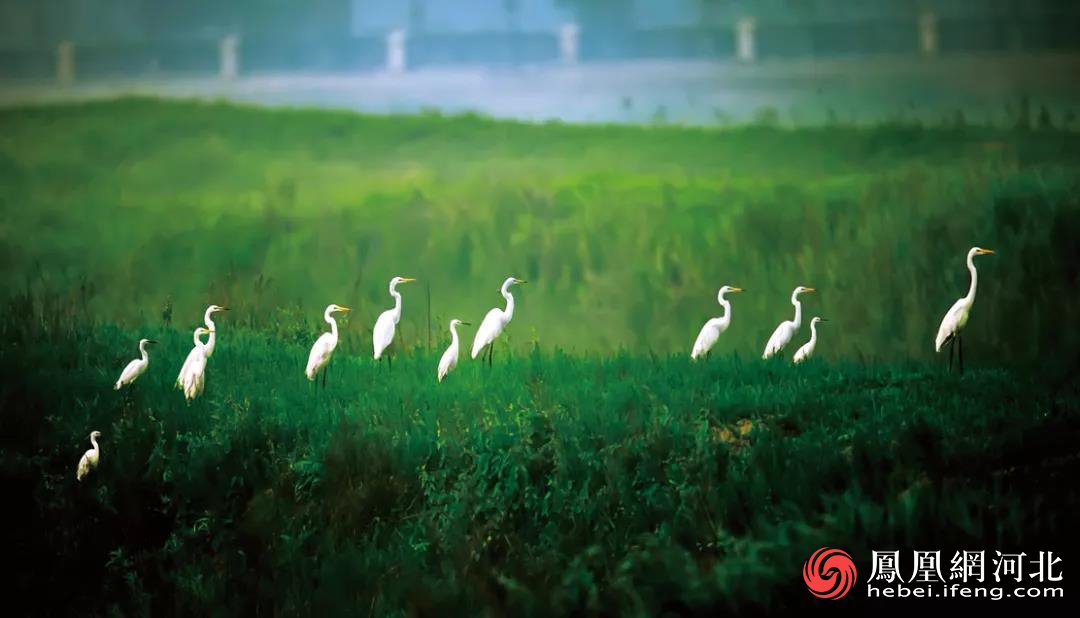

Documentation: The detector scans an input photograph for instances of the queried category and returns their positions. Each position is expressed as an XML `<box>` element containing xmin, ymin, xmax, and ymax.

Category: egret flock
<box><xmin>85</xmin><ymin>247</ymin><xmax>994</xmax><ymax>479</ymax></box>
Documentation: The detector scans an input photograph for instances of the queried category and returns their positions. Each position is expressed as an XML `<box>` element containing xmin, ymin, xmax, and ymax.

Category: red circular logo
<box><xmin>803</xmin><ymin>547</ymin><xmax>857</xmax><ymax>600</ymax></box>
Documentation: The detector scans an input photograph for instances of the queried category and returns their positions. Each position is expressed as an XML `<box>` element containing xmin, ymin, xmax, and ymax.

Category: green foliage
<box><xmin>2</xmin><ymin>304</ymin><xmax>1078</xmax><ymax>614</ymax></box>
<box><xmin>1</xmin><ymin>98</ymin><xmax>1078</xmax><ymax>365</ymax></box>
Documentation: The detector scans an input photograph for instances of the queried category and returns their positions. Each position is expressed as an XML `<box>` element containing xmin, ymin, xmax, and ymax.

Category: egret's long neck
<box><xmin>90</xmin><ymin>435</ymin><xmax>99</xmax><ymax>453</ymax></box>
<box><xmin>390</xmin><ymin>284</ymin><xmax>403</xmax><ymax>323</ymax></box>
<box><xmin>138</xmin><ymin>341</ymin><xmax>149</xmax><ymax>360</ymax></box>
<box><xmin>964</xmin><ymin>252</ymin><xmax>978</xmax><ymax>303</ymax></box>
<box><xmin>717</xmin><ymin>295</ymin><xmax>732</xmax><ymax>327</ymax></box>
<box><xmin>808</xmin><ymin>320</ymin><xmax>818</xmax><ymax>346</ymax></box>
<box><xmin>204</xmin><ymin>311</ymin><xmax>217</xmax><ymax>356</ymax></box>
<box><xmin>193</xmin><ymin>330</ymin><xmax>203</xmax><ymax>347</ymax></box>
<box><xmin>791</xmin><ymin>293</ymin><xmax>803</xmax><ymax>329</ymax></box>
<box><xmin>449</xmin><ymin>322</ymin><xmax>460</xmax><ymax>347</ymax></box>
<box><xmin>324</xmin><ymin>310</ymin><xmax>339</xmax><ymax>340</ymax></box>
<box><xmin>502</xmin><ymin>285</ymin><xmax>515</xmax><ymax>321</ymax></box>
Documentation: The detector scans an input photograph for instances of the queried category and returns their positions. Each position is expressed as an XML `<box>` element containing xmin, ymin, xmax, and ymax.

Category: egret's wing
<box><xmin>762</xmin><ymin>321</ymin><xmax>794</xmax><ymax>359</ymax></box>
<box><xmin>176</xmin><ymin>346</ymin><xmax>202</xmax><ymax>388</ymax></box>
<box><xmin>793</xmin><ymin>341</ymin><xmax>811</xmax><ymax>364</ymax></box>
<box><xmin>935</xmin><ymin>298</ymin><xmax>967</xmax><ymax>352</ymax></box>
<box><xmin>691</xmin><ymin>319</ymin><xmax>721</xmax><ymax>359</ymax></box>
<box><xmin>471</xmin><ymin>308</ymin><xmax>503</xmax><ymax>358</ymax></box>
<box><xmin>372</xmin><ymin>310</ymin><xmax>396</xmax><ymax>359</ymax></box>
<box><xmin>306</xmin><ymin>332</ymin><xmax>335</xmax><ymax>379</ymax></box>
<box><xmin>116</xmin><ymin>359</ymin><xmax>140</xmax><ymax>389</ymax></box>
<box><xmin>438</xmin><ymin>343</ymin><xmax>457</xmax><ymax>381</ymax></box>
<box><xmin>76</xmin><ymin>452</ymin><xmax>90</xmax><ymax>480</ymax></box>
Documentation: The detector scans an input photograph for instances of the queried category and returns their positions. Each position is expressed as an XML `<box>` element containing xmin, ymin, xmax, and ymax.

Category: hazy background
<box><xmin>3</xmin><ymin>0</ymin><xmax>1080</xmax><ymax>125</ymax></box>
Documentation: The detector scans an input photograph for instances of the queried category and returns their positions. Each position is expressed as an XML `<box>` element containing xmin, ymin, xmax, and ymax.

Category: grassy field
<box><xmin>2</xmin><ymin>100</ymin><xmax>1079</xmax><ymax>614</ymax></box>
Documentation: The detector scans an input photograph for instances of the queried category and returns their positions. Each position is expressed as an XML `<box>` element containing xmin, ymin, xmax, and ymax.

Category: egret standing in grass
<box><xmin>438</xmin><ymin>319</ymin><xmax>470</xmax><ymax>382</ymax></box>
<box><xmin>373</xmin><ymin>277</ymin><xmax>416</xmax><ymax>370</ymax></box>
<box><xmin>793</xmin><ymin>317</ymin><xmax>827</xmax><ymax>365</ymax></box>
<box><xmin>76</xmin><ymin>431</ymin><xmax>101</xmax><ymax>481</ymax></box>
<box><xmin>180</xmin><ymin>327</ymin><xmax>212</xmax><ymax>403</ymax></box>
<box><xmin>762</xmin><ymin>286</ymin><xmax>815</xmax><ymax>360</ymax></box>
<box><xmin>472</xmin><ymin>277</ymin><xmax>526</xmax><ymax>367</ymax></box>
<box><xmin>691</xmin><ymin>285</ymin><xmax>744</xmax><ymax>360</ymax></box>
<box><xmin>176</xmin><ymin>304</ymin><xmax>228</xmax><ymax>388</ymax></box>
<box><xmin>114</xmin><ymin>338</ymin><xmax>157</xmax><ymax>390</ymax></box>
<box><xmin>935</xmin><ymin>247</ymin><xmax>994</xmax><ymax>372</ymax></box>
<box><xmin>306</xmin><ymin>304</ymin><xmax>351</xmax><ymax>387</ymax></box>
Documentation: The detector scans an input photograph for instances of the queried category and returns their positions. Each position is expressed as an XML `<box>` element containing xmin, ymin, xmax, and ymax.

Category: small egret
<box><xmin>373</xmin><ymin>276</ymin><xmax>416</xmax><ymax>370</ymax></box>
<box><xmin>114</xmin><ymin>338</ymin><xmax>157</xmax><ymax>390</ymax></box>
<box><xmin>180</xmin><ymin>327</ymin><xmax>212</xmax><ymax>403</ymax></box>
<box><xmin>472</xmin><ymin>277</ymin><xmax>526</xmax><ymax>366</ymax></box>
<box><xmin>935</xmin><ymin>247</ymin><xmax>994</xmax><ymax>372</ymax></box>
<box><xmin>306</xmin><ymin>304</ymin><xmax>351</xmax><ymax>386</ymax></box>
<box><xmin>762</xmin><ymin>286</ymin><xmax>815</xmax><ymax>360</ymax></box>
<box><xmin>438</xmin><ymin>319</ymin><xmax>470</xmax><ymax>382</ymax></box>
<box><xmin>176</xmin><ymin>304</ymin><xmax>228</xmax><ymax>388</ymax></box>
<box><xmin>691</xmin><ymin>286</ymin><xmax>744</xmax><ymax>360</ymax></box>
<box><xmin>76</xmin><ymin>431</ymin><xmax>101</xmax><ymax>481</ymax></box>
<box><xmin>793</xmin><ymin>317</ymin><xmax>828</xmax><ymax>364</ymax></box>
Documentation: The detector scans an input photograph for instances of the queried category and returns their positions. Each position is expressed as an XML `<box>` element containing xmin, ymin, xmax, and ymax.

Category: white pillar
<box><xmin>736</xmin><ymin>18</ymin><xmax>756</xmax><ymax>62</ymax></box>
<box><xmin>57</xmin><ymin>41</ymin><xmax>75</xmax><ymax>84</ymax></box>
<box><xmin>387</xmin><ymin>28</ymin><xmax>406</xmax><ymax>74</ymax></box>
<box><xmin>559</xmin><ymin>23</ymin><xmax>579</xmax><ymax>66</ymax></box>
<box><xmin>219</xmin><ymin>34</ymin><xmax>239</xmax><ymax>80</ymax></box>
<box><xmin>919</xmin><ymin>11</ymin><xmax>938</xmax><ymax>56</ymax></box>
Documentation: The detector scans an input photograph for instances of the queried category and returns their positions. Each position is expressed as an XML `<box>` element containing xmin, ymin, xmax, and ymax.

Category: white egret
<box><xmin>180</xmin><ymin>327</ymin><xmax>212</xmax><ymax>403</ymax></box>
<box><xmin>114</xmin><ymin>338</ymin><xmax>157</xmax><ymax>390</ymax></box>
<box><xmin>437</xmin><ymin>319</ymin><xmax>470</xmax><ymax>382</ymax></box>
<box><xmin>472</xmin><ymin>277</ymin><xmax>526</xmax><ymax>366</ymax></box>
<box><xmin>762</xmin><ymin>286</ymin><xmax>815</xmax><ymax>360</ymax></box>
<box><xmin>76</xmin><ymin>431</ymin><xmax>101</xmax><ymax>481</ymax></box>
<box><xmin>793</xmin><ymin>317</ymin><xmax>828</xmax><ymax>365</ymax></box>
<box><xmin>176</xmin><ymin>304</ymin><xmax>228</xmax><ymax>388</ymax></box>
<box><xmin>690</xmin><ymin>286</ymin><xmax>744</xmax><ymax>360</ymax></box>
<box><xmin>935</xmin><ymin>246</ymin><xmax>994</xmax><ymax>372</ymax></box>
<box><xmin>372</xmin><ymin>276</ymin><xmax>416</xmax><ymax>370</ymax></box>
<box><xmin>306</xmin><ymin>304</ymin><xmax>351</xmax><ymax>386</ymax></box>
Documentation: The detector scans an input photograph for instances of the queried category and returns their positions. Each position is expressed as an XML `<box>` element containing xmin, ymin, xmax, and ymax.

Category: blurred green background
<box><xmin>2</xmin><ymin>98</ymin><xmax>1078</xmax><ymax>365</ymax></box>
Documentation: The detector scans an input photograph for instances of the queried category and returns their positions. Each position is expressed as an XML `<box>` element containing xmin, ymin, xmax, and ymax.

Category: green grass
<box><xmin>1</xmin><ymin>98</ymin><xmax>1078</xmax><ymax>363</ymax></box>
<box><xmin>2</xmin><ymin>100</ymin><xmax>1080</xmax><ymax>614</ymax></box>
<box><xmin>4</xmin><ymin>308</ymin><xmax>1078</xmax><ymax>615</ymax></box>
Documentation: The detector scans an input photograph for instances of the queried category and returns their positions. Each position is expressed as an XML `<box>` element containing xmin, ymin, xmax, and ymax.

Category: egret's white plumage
<box><xmin>176</xmin><ymin>304</ymin><xmax>227</xmax><ymax>388</ymax></box>
<box><xmin>762</xmin><ymin>286</ymin><xmax>815</xmax><ymax>360</ymax></box>
<box><xmin>472</xmin><ymin>277</ymin><xmax>526</xmax><ymax>361</ymax></box>
<box><xmin>373</xmin><ymin>277</ymin><xmax>415</xmax><ymax>360</ymax></box>
<box><xmin>438</xmin><ymin>319</ymin><xmax>470</xmax><ymax>382</ymax></box>
<box><xmin>180</xmin><ymin>327</ymin><xmax>212</xmax><ymax>402</ymax></box>
<box><xmin>114</xmin><ymin>338</ymin><xmax>157</xmax><ymax>390</ymax></box>
<box><xmin>691</xmin><ymin>286</ymin><xmax>743</xmax><ymax>360</ymax></box>
<box><xmin>793</xmin><ymin>317</ymin><xmax>827</xmax><ymax>364</ymax></box>
<box><xmin>306</xmin><ymin>304</ymin><xmax>351</xmax><ymax>381</ymax></box>
<box><xmin>935</xmin><ymin>247</ymin><xmax>994</xmax><ymax>353</ymax></box>
<box><xmin>76</xmin><ymin>431</ymin><xmax>101</xmax><ymax>481</ymax></box>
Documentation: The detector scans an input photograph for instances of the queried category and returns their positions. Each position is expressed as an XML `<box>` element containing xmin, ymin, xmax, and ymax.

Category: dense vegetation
<box><xmin>1</xmin><ymin>98</ymin><xmax>1078</xmax><ymax>364</ymax></box>
<box><xmin>2</xmin><ymin>101</ymin><xmax>1078</xmax><ymax>614</ymax></box>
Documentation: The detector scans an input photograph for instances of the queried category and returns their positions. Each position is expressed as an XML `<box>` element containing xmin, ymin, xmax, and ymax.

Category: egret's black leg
<box><xmin>488</xmin><ymin>344</ymin><xmax>494</xmax><ymax>367</ymax></box>
<box><xmin>322</xmin><ymin>364</ymin><xmax>328</xmax><ymax>389</ymax></box>
<box><xmin>947</xmin><ymin>337</ymin><xmax>954</xmax><ymax>372</ymax></box>
<box><xmin>388</xmin><ymin>351</ymin><xmax>393</xmax><ymax>373</ymax></box>
<box><xmin>958</xmin><ymin>335</ymin><xmax>964</xmax><ymax>374</ymax></box>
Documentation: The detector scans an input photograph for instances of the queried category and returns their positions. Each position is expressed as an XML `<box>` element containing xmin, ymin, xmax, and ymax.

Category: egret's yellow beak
<box><xmin>976</xmin><ymin>248</ymin><xmax>995</xmax><ymax>255</ymax></box>
<box><xmin>401</xmin><ymin>278</ymin><xmax>417</xmax><ymax>283</ymax></box>
<box><xmin>731</xmin><ymin>287</ymin><xmax>744</xmax><ymax>293</ymax></box>
<box><xmin>515</xmin><ymin>278</ymin><xmax>527</xmax><ymax>284</ymax></box>
<box><xmin>339</xmin><ymin>306</ymin><xmax>352</xmax><ymax>312</ymax></box>
<box><xmin>804</xmin><ymin>287</ymin><xmax>816</xmax><ymax>293</ymax></box>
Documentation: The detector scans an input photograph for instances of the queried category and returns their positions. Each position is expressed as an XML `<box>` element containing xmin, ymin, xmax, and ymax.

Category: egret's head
<box><xmin>501</xmin><ymin>277</ymin><xmax>526</xmax><ymax>291</ymax></box>
<box><xmin>812</xmin><ymin>317</ymin><xmax>828</xmax><ymax>325</ymax></box>
<box><xmin>327</xmin><ymin>304</ymin><xmax>352</xmax><ymax>314</ymax></box>
<box><xmin>139</xmin><ymin>338</ymin><xmax>159</xmax><ymax>346</ymax></box>
<box><xmin>971</xmin><ymin>247</ymin><xmax>995</xmax><ymax>257</ymax></box>
<box><xmin>90</xmin><ymin>431</ymin><xmax>102</xmax><ymax>439</ymax></box>
<box><xmin>795</xmin><ymin>286</ymin><xmax>815</xmax><ymax>296</ymax></box>
<box><xmin>194</xmin><ymin>326</ymin><xmax>211</xmax><ymax>337</ymax></box>
<box><xmin>719</xmin><ymin>285</ymin><xmax>744</xmax><ymax>297</ymax></box>
<box><xmin>450</xmin><ymin>319</ymin><xmax>472</xmax><ymax>327</ymax></box>
<box><xmin>208</xmin><ymin>304</ymin><xmax>229</xmax><ymax>314</ymax></box>
<box><xmin>391</xmin><ymin>276</ymin><xmax>417</xmax><ymax>288</ymax></box>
